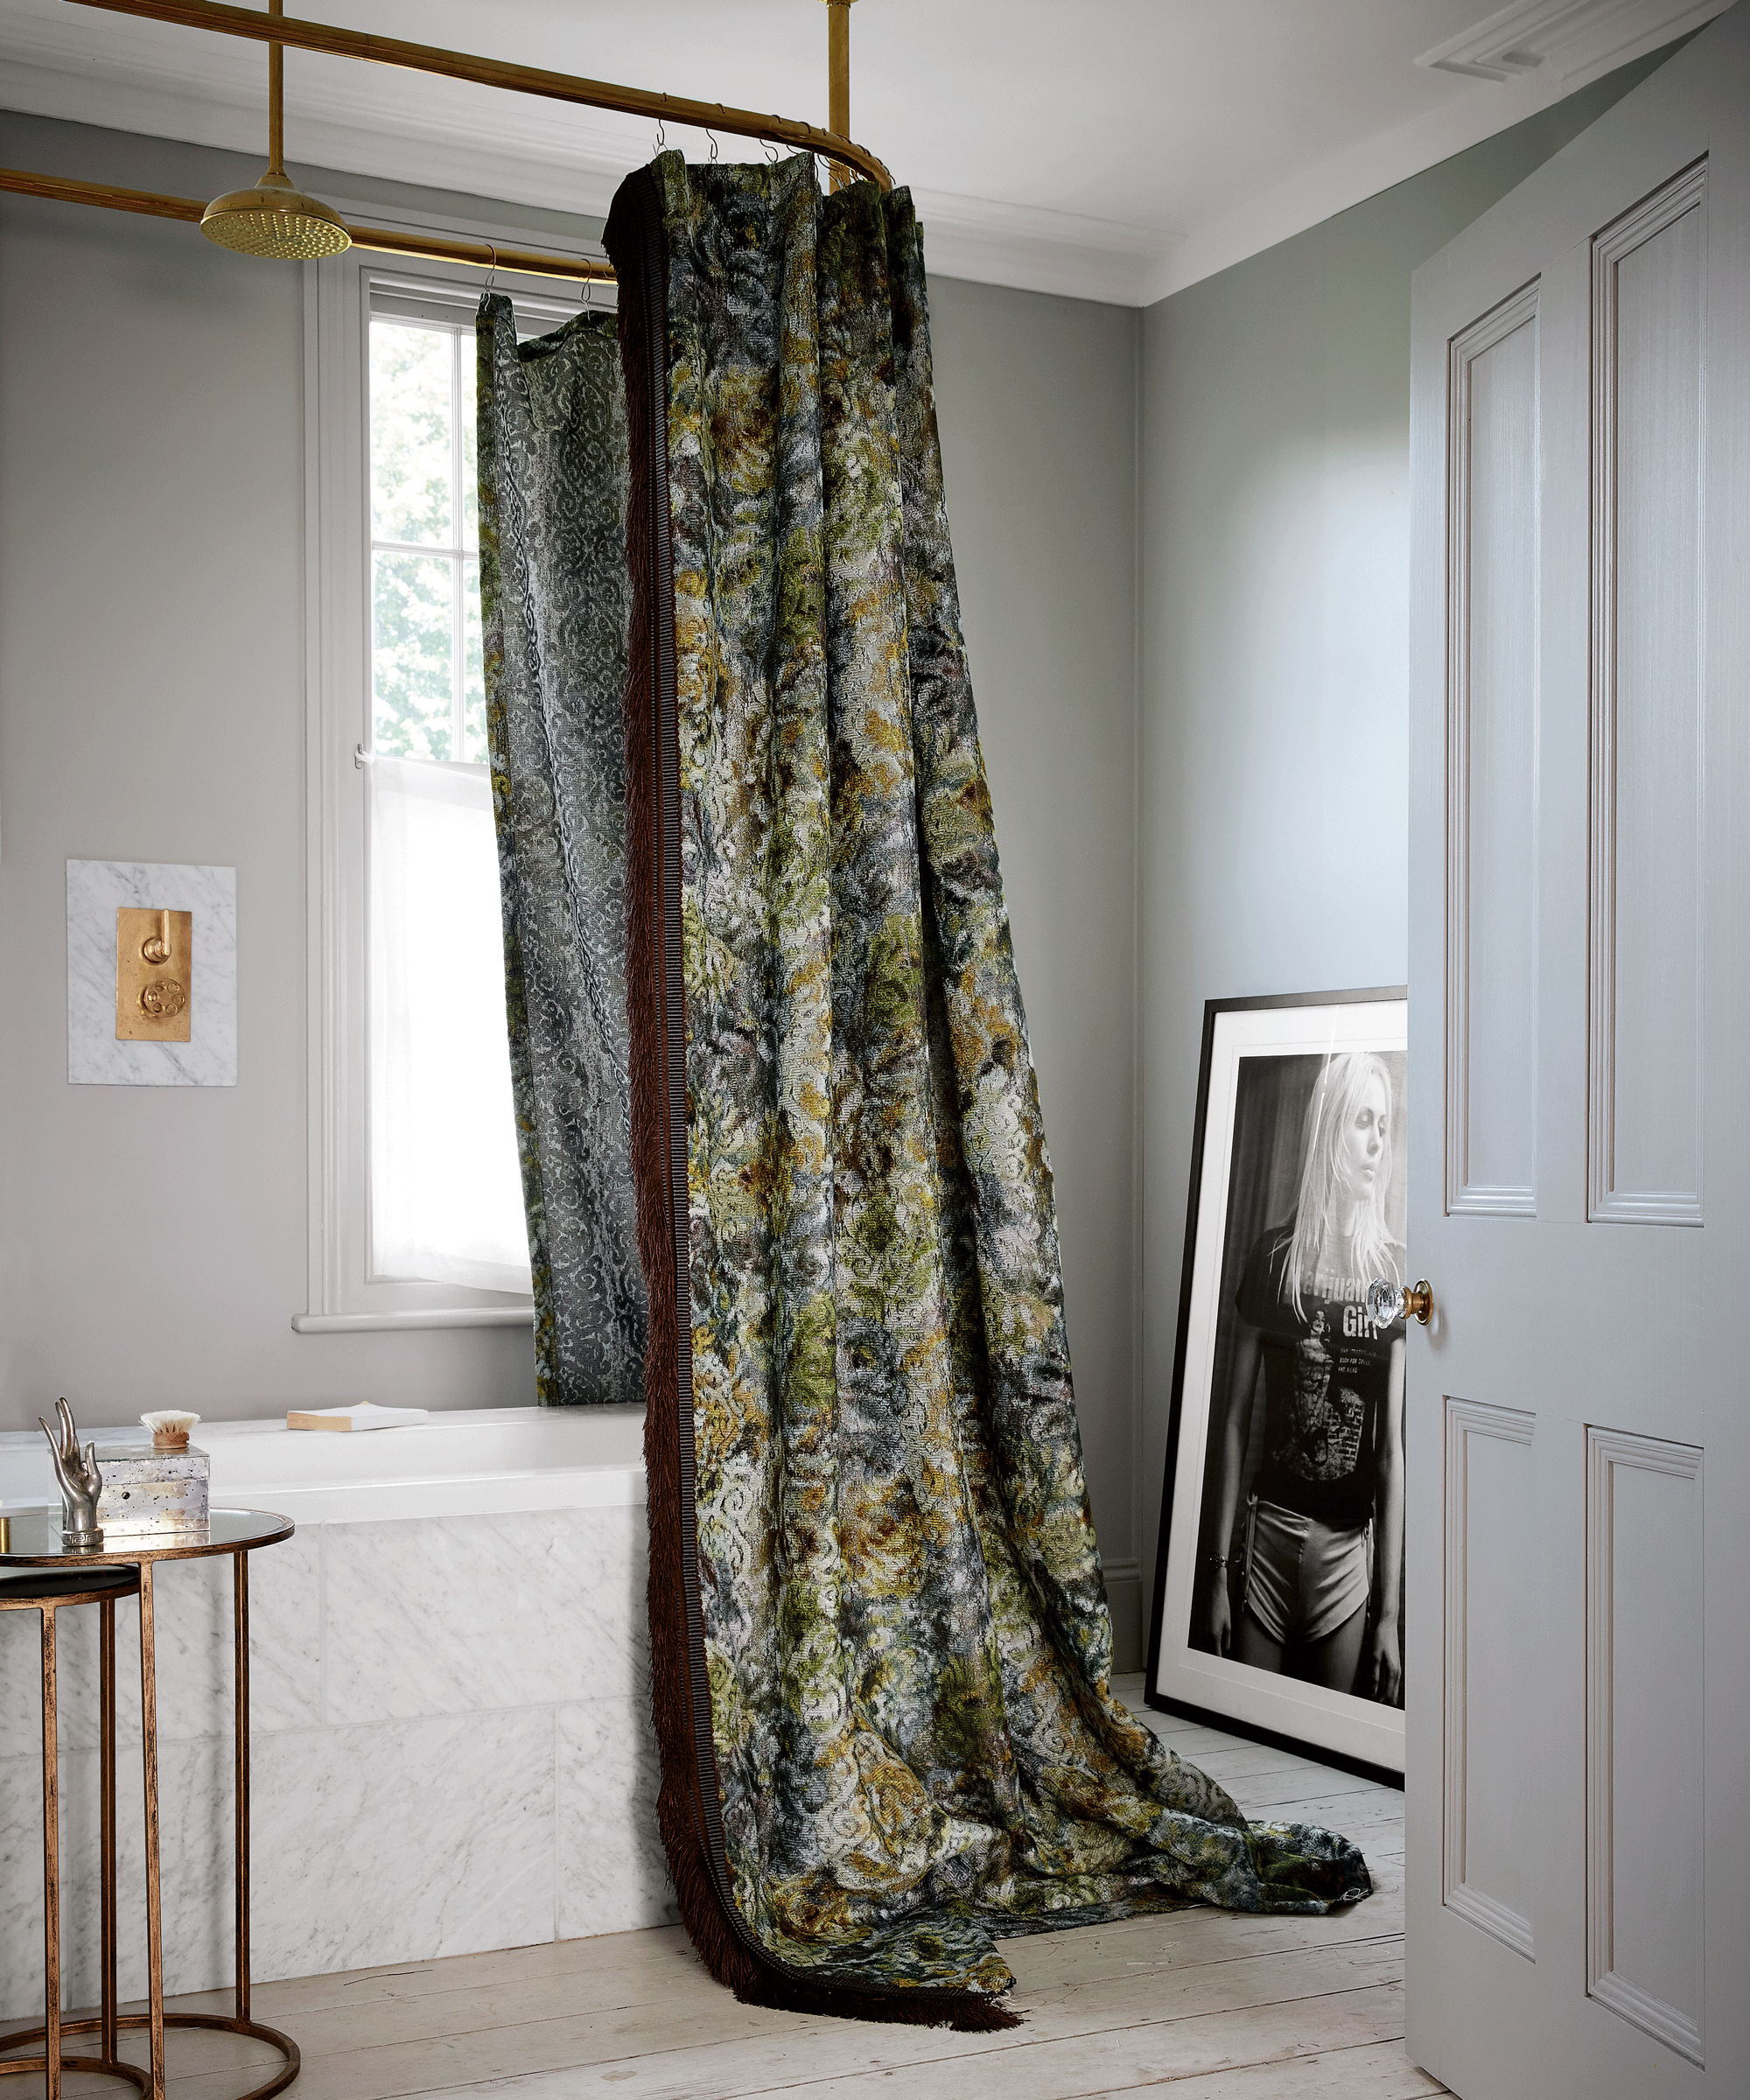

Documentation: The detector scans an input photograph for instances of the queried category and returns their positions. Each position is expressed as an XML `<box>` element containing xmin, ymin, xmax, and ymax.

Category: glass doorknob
<box><xmin>1368</xmin><ymin>1278</ymin><xmax>1433</xmax><ymax>1326</ymax></box>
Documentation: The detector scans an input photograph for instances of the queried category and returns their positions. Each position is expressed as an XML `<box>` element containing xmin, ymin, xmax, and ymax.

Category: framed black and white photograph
<box><xmin>1146</xmin><ymin>988</ymin><xmax>1410</xmax><ymax>1779</ymax></box>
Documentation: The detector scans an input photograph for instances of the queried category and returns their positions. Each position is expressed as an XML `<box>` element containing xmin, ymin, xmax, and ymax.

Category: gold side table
<box><xmin>0</xmin><ymin>1509</ymin><xmax>299</xmax><ymax>2100</ymax></box>
<box><xmin>0</xmin><ymin>1562</ymin><xmax>150</xmax><ymax>2100</ymax></box>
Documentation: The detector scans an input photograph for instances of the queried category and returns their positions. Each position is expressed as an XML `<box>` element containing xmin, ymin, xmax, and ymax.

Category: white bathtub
<box><xmin>0</xmin><ymin>1403</ymin><xmax>647</xmax><ymax>1524</ymax></box>
<box><xmin>0</xmin><ymin>1401</ymin><xmax>669</xmax><ymax>2016</ymax></box>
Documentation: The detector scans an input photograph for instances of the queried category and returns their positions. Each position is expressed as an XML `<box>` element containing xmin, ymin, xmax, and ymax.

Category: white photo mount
<box><xmin>1146</xmin><ymin>987</ymin><xmax>1410</xmax><ymax>1781</ymax></box>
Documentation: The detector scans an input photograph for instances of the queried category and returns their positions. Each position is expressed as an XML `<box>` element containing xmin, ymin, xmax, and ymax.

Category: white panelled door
<box><xmin>1405</xmin><ymin>12</ymin><xmax>1749</xmax><ymax>2097</ymax></box>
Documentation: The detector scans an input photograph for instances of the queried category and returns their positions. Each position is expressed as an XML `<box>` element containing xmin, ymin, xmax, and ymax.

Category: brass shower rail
<box><xmin>0</xmin><ymin>164</ymin><xmax>618</xmax><ymax>281</ymax></box>
<box><xmin>1</xmin><ymin>0</ymin><xmax>885</xmax><ymax>279</ymax></box>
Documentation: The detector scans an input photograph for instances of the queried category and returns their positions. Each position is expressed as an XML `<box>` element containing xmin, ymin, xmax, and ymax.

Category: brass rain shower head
<box><xmin>200</xmin><ymin>0</ymin><xmax>350</xmax><ymax>261</ymax></box>
<box><xmin>201</xmin><ymin>169</ymin><xmax>350</xmax><ymax>258</ymax></box>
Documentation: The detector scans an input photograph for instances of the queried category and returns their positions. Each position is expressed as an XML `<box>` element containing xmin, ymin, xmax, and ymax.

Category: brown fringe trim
<box><xmin>606</xmin><ymin>164</ymin><xmax>1018</xmax><ymax>2036</ymax></box>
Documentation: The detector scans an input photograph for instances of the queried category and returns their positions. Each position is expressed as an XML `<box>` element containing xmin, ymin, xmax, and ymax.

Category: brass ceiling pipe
<box><xmin>199</xmin><ymin>0</ymin><xmax>352</xmax><ymax>257</ymax></box>
<box><xmin>0</xmin><ymin>167</ymin><xmax>614</xmax><ymax>282</ymax></box>
<box><xmin>350</xmin><ymin>222</ymin><xmax>613</xmax><ymax>284</ymax></box>
<box><xmin>0</xmin><ymin>165</ymin><xmax>206</xmax><ymax>225</ymax></box>
<box><xmin>824</xmin><ymin>0</ymin><xmax>857</xmax><ymax>193</ymax></box>
<box><xmin>66</xmin><ymin>0</ymin><xmax>894</xmax><ymax>192</ymax></box>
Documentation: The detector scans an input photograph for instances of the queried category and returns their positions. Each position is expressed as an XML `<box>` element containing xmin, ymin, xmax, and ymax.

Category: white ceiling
<box><xmin>0</xmin><ymin>0</ymin><xmax>1728</xmax><ymax>302</ymax></box>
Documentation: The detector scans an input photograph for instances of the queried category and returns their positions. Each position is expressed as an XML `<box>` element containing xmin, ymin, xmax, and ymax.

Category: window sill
<box><xmin>291</xmin><ymin>1306</ymin><xmax>535</xmax><ymax>1334</ymax></box>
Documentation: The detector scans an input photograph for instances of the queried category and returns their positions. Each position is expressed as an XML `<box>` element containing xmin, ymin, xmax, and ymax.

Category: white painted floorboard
<box><xmin>9</xmin><ymin>1676</ymin><xmax>1445</xmax><ymax>2100</ymax></box>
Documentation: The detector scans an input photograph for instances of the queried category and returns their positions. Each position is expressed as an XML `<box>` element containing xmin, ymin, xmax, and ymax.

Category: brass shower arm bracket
<box><xmin>65</xmin><ymin>0</ymin><xmax>894</xmax><ymax>192</ymax></box>
<box><xmin>0</xmin><ymin>166</ymin><xmax>617</xmax><ymax>281</ymax></box>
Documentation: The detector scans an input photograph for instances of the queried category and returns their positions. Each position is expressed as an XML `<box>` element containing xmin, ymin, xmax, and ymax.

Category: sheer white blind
<box><xmin>368</xmin><ymin>754</ymin><xmax>530</xmax><ymax>1293</ymax></box>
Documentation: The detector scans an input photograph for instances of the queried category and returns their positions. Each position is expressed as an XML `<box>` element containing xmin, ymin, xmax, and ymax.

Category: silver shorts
<box><xmin>1242</xmin><ymin>1497</ymin><xmax>1370</xmax><ymax>1646</ymax></box>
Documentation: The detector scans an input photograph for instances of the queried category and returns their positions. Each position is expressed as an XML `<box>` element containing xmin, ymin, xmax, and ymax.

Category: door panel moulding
<box><xmin>1586</xmin><ymin>158</ymin><xmax>1707</xmax><ymax>1225</ymax></box>
<box><xmin>1445</xmin><ymin>279</ymin><xmax>1541</xmax><ymax>1220</ymax></box>
<box><xmin>1443</xmin><ymin>1396</ymin><xmax>1537</xmax><ymax>1960</ymax></box>
<box><xmin>1586</xmin><ymin>1424</ymin><xmax>1705</xmax><ymax>2065</ymax></box>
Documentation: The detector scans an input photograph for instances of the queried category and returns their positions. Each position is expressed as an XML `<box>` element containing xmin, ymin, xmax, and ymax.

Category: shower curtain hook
<box><xmin>707</xmin><ymin>127</ymin><xmax>720</xmax><ymax>162</ymax></box>
<box><xmin>762</xmin><ymin>133</ymin><xmax>779</xmax><ymax>164</ymax></box>
<box><xmin>654</xmin><ymin>116</ymin><xmax>667</xmax><ymax>152</ymax></box>
<box><xmin>485</xmin><ymin>242</ymin><xmax>498</xmax><ymax>297</ymax></box>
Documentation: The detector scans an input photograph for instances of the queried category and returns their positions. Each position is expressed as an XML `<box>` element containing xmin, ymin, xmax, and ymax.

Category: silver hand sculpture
<box><xmin>39</xmin><ymin>1396</ymin><xmax>104</xmax><ymax>1550</ymax></box>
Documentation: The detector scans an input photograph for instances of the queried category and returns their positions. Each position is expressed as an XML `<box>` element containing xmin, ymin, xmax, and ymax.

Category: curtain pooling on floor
<box><xmin>476</xmin><ymin>299</ymin><xmax>648</xmax><ymax>1404</ymax></box>
<box><xmin>599</xmin><ymin>153</ymin><xmax>1374</xmax><ymax>2029</ymax></box>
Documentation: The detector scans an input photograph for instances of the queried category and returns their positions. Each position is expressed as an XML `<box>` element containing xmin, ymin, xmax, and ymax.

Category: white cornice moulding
<box><xmin>911</xmin><ymin>192</ymin><xmax>1183</xmax><ymax>308</ymax></box>
<box><xmin>1418</xmin><ymin>0</ymin><xmax>1728</xmax><ymax>88</ymax></box>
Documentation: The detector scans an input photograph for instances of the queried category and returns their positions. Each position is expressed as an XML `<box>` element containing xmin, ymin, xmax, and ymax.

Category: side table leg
<box><xmin>138</xmin><ymin>1562</ymin><xmax>164</xmax><ymax>2100</ymax></box>
<box><xmin>102</xmin><ymin>1595</ymin><xmax>118</xmax><ymax>2064</ymax></box>
<box><xmin>40</xmin><ymin>1602</ymin><xmax>60</xmax><ymax>2100</ymax></box>
<box><xmin>232</xmin><ymin>1550</ymin><xmax>251</xmax><ymax>2025</ymax></box>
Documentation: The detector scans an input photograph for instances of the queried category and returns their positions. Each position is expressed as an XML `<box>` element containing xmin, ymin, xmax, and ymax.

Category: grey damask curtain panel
<box><xmin>475</xmin><ymin>300</ymin><xmax>647</xmax><ymax>1405</ymax></box>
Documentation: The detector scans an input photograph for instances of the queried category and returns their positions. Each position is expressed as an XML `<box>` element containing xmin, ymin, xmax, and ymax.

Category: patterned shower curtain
<box><xmin>477</xmin><ymin>298</ymin><xmax>648</xmax><ymax>1405</ymax></box>
<box><xmin>480</xmin><ymin>153</ymin><xmax>1368</xmax><ymax>2029</ymax></box>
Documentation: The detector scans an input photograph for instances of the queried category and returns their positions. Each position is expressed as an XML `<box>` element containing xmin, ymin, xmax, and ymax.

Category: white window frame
<box><xmin>298</xmin><ymin>199</ymin><xmax>607</xmax><ymax>1333</ymax></box>
<box><xmin>369</xmin><ymin>315</ymin><xmax>480</xmax><ymax>765</ymax></box>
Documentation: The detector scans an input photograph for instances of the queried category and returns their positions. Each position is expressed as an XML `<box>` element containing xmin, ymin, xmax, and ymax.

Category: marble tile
<box><xmin>0</xmin><ymin>1536</ymin><xmax>319</xmax><ymax>1769</ymax></box>
<box><xmin>0</xmin><ymin>1706</ymin><xmax>557</xmax><ymax>2019</ymax></box>
<box><xmin>0</xmin><ymin>1563</ymin><xmax>218</xmax><ymax>1762</ymax></box>
<box><xmin>323</xmin><ymin>1506</ymin><xmax>648</xmax><ymax>1725</ymax></box>
<box><xmin>66</xmin><ymin>858</ymin><xmax>237</xmax><ymax>1086</ymax></box>
<box><xmin>246</xmin><ymin>1522</ymin><xmax>324</xmax><ymax>1734</ymax></box>
<box><xmin>0</xmin><ymin>1731</ymin><xmax>233</xmax><ymax>2020</ymax></box>
<box><xmin>0</xmin><ymin>1603</ymin><xmax>49</xmax><ymax>1763</ymax></box>
<box><xmin>556</xmin><ymin>1695</ymin><xmax>676</xmax><ymax>1939</ymax></box>
<box><xmin>248</xmin><ymin>1708</ymin><xmax>556</xmax><ymax>1982</ymax></box>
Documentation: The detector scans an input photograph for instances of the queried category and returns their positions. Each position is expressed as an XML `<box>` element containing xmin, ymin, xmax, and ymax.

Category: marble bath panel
<box><xmin>323</xmin><ymin>1505</ymin><xmax>648</xmax><ymax>1725</ymax></box>
<box><xmin>2</xmin><ymin>1505</ymin><xmax>661</xmax><ymax>2013</ymax></box>
<box><xmin>248</xmin><ymin>1708</ymin><xmax>556</xmax><ymax>1981</ymax></box>
<box><xmin>0</xmin><ymin>1706</ymin><xmax>556</xmax><ymax>2018</ymax></box>
<box><xmin>556</xmin><ymin>1694</ymin><xmax>676</xmax><ymax>1940</ymax></box>
<box><xmin>66</xmin><ymin>858</ymin><xmax>238</xmax><ymax>1086</ymax></box>
<box><xmin>0</xmin><ymin>1532</ymin><xmax>321</xmax><ymax>1763</ymax></box>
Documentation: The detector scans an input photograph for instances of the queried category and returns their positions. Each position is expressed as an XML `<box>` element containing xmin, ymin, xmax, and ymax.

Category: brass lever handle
<box><xmin>1367</xmin><ymin>1278</ymin><xmax>1433</xmax><ymax>1326</ymax></box>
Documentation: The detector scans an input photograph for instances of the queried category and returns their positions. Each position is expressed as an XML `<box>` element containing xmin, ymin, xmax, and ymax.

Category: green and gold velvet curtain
<box><xmin>479</xmin><ymin>152</ymin><xmax>1369</xmax><ymax>2030</ymax></box>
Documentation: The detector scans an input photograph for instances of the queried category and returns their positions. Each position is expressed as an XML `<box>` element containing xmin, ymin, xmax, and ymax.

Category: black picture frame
<box><xmin>1144</xmin><ymin>986</ymin><xmax>1410</xmax><ymax>1787</ymax></box>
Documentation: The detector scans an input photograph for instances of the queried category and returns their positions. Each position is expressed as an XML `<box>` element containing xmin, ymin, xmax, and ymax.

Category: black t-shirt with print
<box><xmin>1234</xmin><ymin>1220</ymin><xmax>1405</xmax><ymax>1527</ymax></box>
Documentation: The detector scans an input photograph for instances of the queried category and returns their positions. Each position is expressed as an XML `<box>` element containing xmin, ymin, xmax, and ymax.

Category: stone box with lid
<box><xmin>94</xmin><ymin>1410</ymin><xmax>210</xmax><ymax>1537</ymax></box>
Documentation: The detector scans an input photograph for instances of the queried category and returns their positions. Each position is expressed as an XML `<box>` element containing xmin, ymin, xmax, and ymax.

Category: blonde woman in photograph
<box><xmin>1204</xmin><ymin>1051</ymin><xmax>1406</xmax><ymax>1703</ymax></box>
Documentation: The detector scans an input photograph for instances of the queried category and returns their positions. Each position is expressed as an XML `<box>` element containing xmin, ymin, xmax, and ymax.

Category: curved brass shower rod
<box><xmin>3</xmin><ymin>0</ymin><xmax>887</xmax><ymax>281</ymax></box>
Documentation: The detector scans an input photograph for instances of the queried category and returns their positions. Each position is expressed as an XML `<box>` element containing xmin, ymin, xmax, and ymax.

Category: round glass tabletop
<box><xmin>0</xmin><ymin>1507</ymin><xmax>293</xmax><ymax>1564</ymax></box>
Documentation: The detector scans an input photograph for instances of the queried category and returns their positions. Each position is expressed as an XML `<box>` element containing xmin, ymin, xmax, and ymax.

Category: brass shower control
<box><xmin>116</xmin><ymin>906</ymin><xmax>193</xmax><ymax>1042</ymax></box>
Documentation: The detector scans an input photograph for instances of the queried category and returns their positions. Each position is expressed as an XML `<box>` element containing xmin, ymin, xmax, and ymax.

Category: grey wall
<box><xmin>0</xmin><ymin>115</ymin><xmax>1145</xmax><ymax>1656</ymax></box>
<box><xmin>0</xmin><ymin>116</ymin><xmax>554</xmax><ymax>1438</ymax></box>
<box><xmin>1136</xmin><ymin>53</ymin><xmax>1676</xmax><ymax>1633</ymax></box>
<box><xmin>928</xmin><ymin>276</ymin><xmax>1143</xmax><ymax>1661</ymax></box>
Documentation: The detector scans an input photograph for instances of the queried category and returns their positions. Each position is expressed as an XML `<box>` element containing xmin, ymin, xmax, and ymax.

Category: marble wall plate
<box><xmin>67</xmin><ymin>859</ymin><xmax>237</xmax><ymax>1086</ymax></box>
